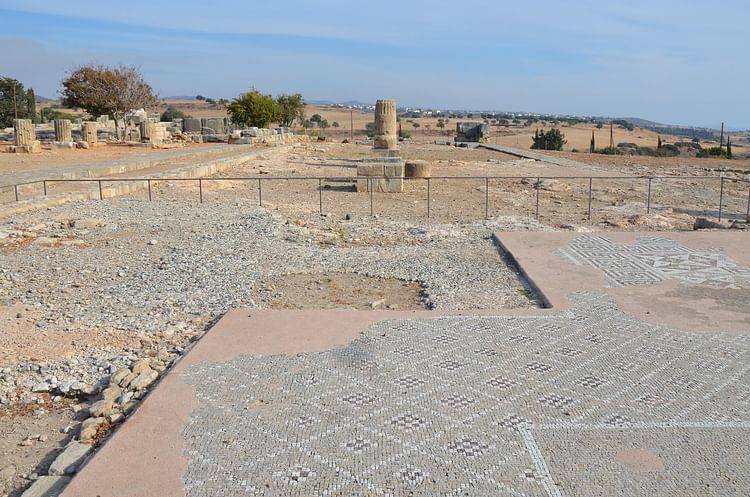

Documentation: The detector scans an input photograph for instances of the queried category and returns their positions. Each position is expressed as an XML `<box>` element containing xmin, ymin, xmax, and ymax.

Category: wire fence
<box><xmin>2</xmin><ymin>175</ymin><xmax>750</xmax><ymax>223</ymax></box>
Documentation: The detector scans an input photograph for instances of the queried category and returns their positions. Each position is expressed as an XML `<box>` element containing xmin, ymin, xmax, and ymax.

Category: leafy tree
<box><xmin>412</xmin><ymin>122</ymin><xmax>420</xmax><ymax>129</ymax></box>
<box><xmin>196</xmin><ymin>95</ymin><xmax>205</xmax><ymax>101</ymax></box>
<box><xmin>319</xmin><ymin>119</ymin><xmax>329</xmax><ymax>129</ymax></box>
<box><xmin>26</xmin><ymin>88</ymin><xmax>36</xmax><ymax>123</ymax></box>
<box><xmin>531</xmin><ymin>128</ymin><xmax>567</xmax><ymax>151</ymax></box>
<box><xmin>226</xmin><ymin>89</ymin><xmax>280</xmax><ymax>128</ymax></box>
<box><xmin>310</xmin><ymin>114</ymin><xmax>323</xmax><ymax>123</ymax></box>
<box><xmin>436</xmin><ymin>119</ymin><xmax>445</xmax><ymax>129</ymax></box>
<box><xmin>0</xmin><ymin>77</ymin><xmax>37</xmax><ymax>127</ymax></box>
<box><xmin>160</xmin><ymin>107</ymin><xmax>189</xmax><ymax>121</ymax></box>
<box><xmin>205</xmin><ymin>98</ymin><xmax>216</xmax><ymax>104</ymax></box>
<box><xmin>365</xmin><ymin>122</ymin><xmax>375</xmax><ymax>137</ymax></box>
<box><xmin>61</xmin><ymin>64</ymin><xmax>159</xmax><ymax>141</ymax></box>
<box><xmin>331</xmin><ymin>121</ymin><xmax>340</xmax><ymax>128</ymax></box>
<box><xmin>596</xmin><ymin>122</ymin><xmax>604</xmax><ymax>129</ymax></box>
<box><xmin>276</xmin><ymin>93</ymin><xmax>305</xmax><ymax>127</ymax></box>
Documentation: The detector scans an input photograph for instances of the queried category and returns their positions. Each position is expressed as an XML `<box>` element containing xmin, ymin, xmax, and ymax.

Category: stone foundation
<box><xmin>355</xmin><ymin>160</ymin><xmax>404</xmax><ymax>193</ymax></box>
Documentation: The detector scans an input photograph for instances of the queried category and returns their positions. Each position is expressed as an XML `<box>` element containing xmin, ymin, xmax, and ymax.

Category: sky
<box><xmin>1</xmin><ymin>1</ymin><xmax>747</xmax><ymax>129</ymax></box>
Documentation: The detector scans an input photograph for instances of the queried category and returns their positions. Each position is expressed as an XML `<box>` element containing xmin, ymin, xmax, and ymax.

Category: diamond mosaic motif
<box><xmin>181</xmin><ymin>293</ymin><xmax>750</xmax><ymax>497</ymax></box>
<box><xmin>558</xmin><ymin>235</ymin><xmax>750</xmax><ymax>288</ymax></box>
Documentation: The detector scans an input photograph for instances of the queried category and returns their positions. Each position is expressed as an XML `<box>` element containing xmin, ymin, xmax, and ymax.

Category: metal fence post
<box><xmin>258</xmin><ymin>178</ymin><xmax>262</xmax><ymax>206</ymax></box>
<box><xmin>535</xmin><ymin>177</ymin><xmax>540</xmax><ymax>220</ymax></box>
<box><xmin>147</xmin><ymin>179</ymin><xmax>152</xmax><ymax>201</ymax></box>
<box><xmin>369</xmin><ymin>178</ymin><xmax>374</xmax><ymax>216</ymax></box>
<box><xmin>14</xmin><ymin>184</ymin><xmax>19</xmax><ymax>202</ymax></box>
<box><xmin>484</xmin><ymin>178</ymin><xmax>490</xmax><ymax>219</ymax></box>
<box><xmin>318</xmin><ymin>178</ymin><xmax>323</xmax><ymax>215</ymax></box>
<box><xmin>646</xmin><ymin>178</ymin><xmax>652</xmax><ymax>214</ymax></box>
<box><xmin>718</xmin><ymin>177</ymin><xmax>724</xmax><ymax>221</ymax></box>
<box><xmin>43</xmin><ymin>180</ymin><xmax>47</xmax><ymax>197</ymax></box>
<box><xmin>199</xmin><ymin>179</ymin><xmax>203</xmax><ymax>203</ymax></box>
<box><xmin>98</xmin><ymin>180</ymin><xmax>103</xmax><ymax>200</ymax></box>
<box><xmin>427</xmin><ymin>178</ymin><xmax>431</xmax><ymax>218</ymax></box>
<box><xmin>587</xmin><ymin>177</ymin><xmax>593</xmax><ymax>220</ymax></box>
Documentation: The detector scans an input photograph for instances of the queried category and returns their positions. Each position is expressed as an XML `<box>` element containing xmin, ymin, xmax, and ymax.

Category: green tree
<box><xmin>331</xmin><ymin>121</ymin><xmax>340</xmax><ymax>128</ymax></box>
<box><xmin>26</xmin><ymin>88</ymin><xmax>37</xmax><ymax>123</ymax></box>
<box><xmin>276</xmin><ymin>93</ymin><xmax>305</xmax><ymax>127</ymax></box>
<box><xmin>196</xmin><ymin>95</ymin><xmax>205</xmax><ymax>101</ymax></box>
<box><xmin>226</xmin><ymin>89</ymin><xmax>280</xmax><ymax>128</ymax></box>
<box><xmin>0</xmin><ymin>77</ymin><xmax>36</xmax><ymax>127</ymax></box>
<box><xmin>437</xmin><ymin>118</ymin><xmax>445</xmax><ymax>129</ymax></box>
<box><xmin>531</xmin><ymin>128</ymin><xmax>567</xmax><ymax>151</ymax></box>
<box><xmin>319</xmin><ymin>119</ymin><xmax>329</xmax><ymax>129</ymax></box>
<box><xmin>61</xmin><ymin>64</ymin><xmax>159</xmax><ymax>141</ymax></box>
<box><xmin>310</xmin><ymin>113</ymin><xmax>323</xmax><ymax>124</ymax></box>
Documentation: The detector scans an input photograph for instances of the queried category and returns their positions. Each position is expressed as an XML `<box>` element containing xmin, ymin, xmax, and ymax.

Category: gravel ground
<box><xmin>0</xmin><ymin>197</ymin><xmax>548</xmax><ymax>496</ymax></box>
<box><xmin>0</xmin><ymin>199</ymin><xmax>548</xmax><ymax>403</ymax></box>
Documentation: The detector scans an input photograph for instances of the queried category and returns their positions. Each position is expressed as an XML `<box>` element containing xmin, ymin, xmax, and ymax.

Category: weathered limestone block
<box><xmin>357</xmin><ymin>177</ymin><xmax>403</xmax><ymax>193</ymax></box>
<box><xmin>14</xmin><ymin>119</ymin><xmax>35</xmax><ymax>145</ymax></box>
<box><xmin>405</xmin><ymin>160</ymin><xmax>432</xmax><ymax>178</ymax></box>
<box><xmin>182</xmin><ymin>118</ymin><xmax>201</xmax><ymax>132</ymax></box>
<box><xmin>456</xmin><ymin>121</ymin><xmax>490</xmax><ymax>142</ymax></box>
<box><xmin>82</xmin><ymin>122</ymin><xmax>98</xmax><ymax>144</ymax></box>
<box><xmin>373</xmin><ymin>99</ymin><xmax>398</xmax><ymax>150</ymax></box>
<box><xmin>201</xmin><ymin>118</ymin><xmax>225</xmax><ymax>134</ymax></box>
<box><xmin>54</xmin><ymin>119</ymin><xmax>73</xmax><ymax>142</ymax></box>
<box><xmin>357</xmin><ymin>164</ymin><xmax>385</xmax><ymax>177</ymax></box>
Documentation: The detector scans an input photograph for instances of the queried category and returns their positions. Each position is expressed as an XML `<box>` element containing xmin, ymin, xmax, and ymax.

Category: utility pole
<box><xmin>719</xmin><ymin>122</ymin><xmax>724</xmax><ymax>148</ymax></box>
<box><xmin>609</xmin><ymin>121</ymin><xmax>614</xmax><ymax>150</ymax></box>
<box><xmin>350</xmin><ymin>109</ymin><xmax>353</xmax><ymax>142</ymax></box>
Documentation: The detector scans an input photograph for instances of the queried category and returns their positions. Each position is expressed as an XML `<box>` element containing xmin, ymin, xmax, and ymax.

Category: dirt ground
<box><xmin>0</xmin><ymin>143</ymin><xmax>216</xmax><ymax>177</ymax></box>
<box><xmin>0</xmin><ymin>398</ymin><xmax>83</xmax><ymax>497</ymax></box>
<box><xmin>133</xmin><ymin>142</ymin><xmax>750</xmax><ymax>229</ymax></box>
<box><xmin>254</xmin><ymin>273</ymin><xmax>427</xmax><ymax>311</ymax></box>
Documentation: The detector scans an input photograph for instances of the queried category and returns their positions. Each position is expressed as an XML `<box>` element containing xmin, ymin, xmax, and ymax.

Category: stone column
<box><xmin>140</xmin><ymin>121</ymin><xmax>152</xmax><ymax>142</ymax></box>
<box><xmin>82</xmin><ymin>122</ymin><xmax>98</xmax><ymax>144</ymax></box>
<box><xmin>54</xmin><ymin>119</ymin><xmax>72</xmax><ymax>142</ymax></box>
<box><xmin>373</xmin><ymin>99</ymin><xmax>398</xmax><ymax>150</ymax></box>
<box><xmin>13</xmin><ymin>119</ymin><xmax>35</xmax><ymax>146</ymax></box>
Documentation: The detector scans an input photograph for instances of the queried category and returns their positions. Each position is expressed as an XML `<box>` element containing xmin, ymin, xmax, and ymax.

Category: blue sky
<box><xmin>1</xmin><ymin>1</ymin><xmax>747</xmax><ymax>128</ymax></box>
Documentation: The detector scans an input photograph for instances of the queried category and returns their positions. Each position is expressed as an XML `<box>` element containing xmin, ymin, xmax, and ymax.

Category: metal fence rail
<box><xmin>3</xmin><ymin>175</ymin><xmax>750</xmax><ymax>223</ymax></box>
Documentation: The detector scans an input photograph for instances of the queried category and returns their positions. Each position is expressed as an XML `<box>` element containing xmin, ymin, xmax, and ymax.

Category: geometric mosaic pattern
<box><xmin>557</xmin><ymin>235</ymin><xmax>750</xmax><ymax>288</ymax></box>
<box><xmin>181</xmin><ymin>293</ymin><xmax>750</xmax><ymax>496</ymax></box>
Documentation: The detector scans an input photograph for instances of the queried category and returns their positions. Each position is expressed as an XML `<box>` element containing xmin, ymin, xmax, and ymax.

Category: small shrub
<box><xmin>697</xmin><ymin>147</ymin><xmax>729</xmax><ymax>158</ymax></box>
<box><xmin>160</xmin><ymin>107</ymin><xmax>188</xmax><ymax>121</ymax></box>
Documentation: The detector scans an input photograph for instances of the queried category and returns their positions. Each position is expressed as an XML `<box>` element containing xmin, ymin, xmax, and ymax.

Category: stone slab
<box><xmin>493</xmin><ymin>231</ymin><xmax>750</xmax><ymax>333</ymax></box>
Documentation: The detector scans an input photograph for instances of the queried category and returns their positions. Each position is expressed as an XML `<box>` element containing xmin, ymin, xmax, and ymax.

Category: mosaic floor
<box><xmin>180</xmin><ymin>293</ymin><xmax>750</xmax><ymax>497</ymax></box>
<box><xmin>557</xmin><ymin>235</ymin><xmax>750</xmax><ymax>289</ymax></box>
